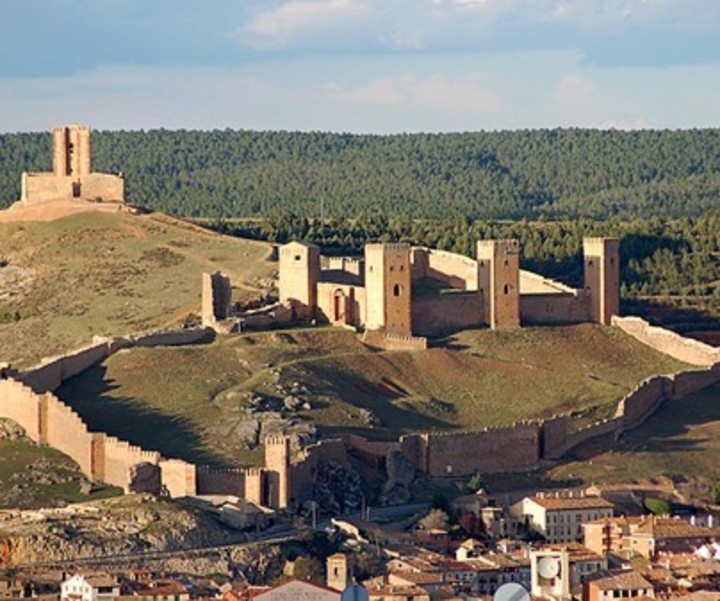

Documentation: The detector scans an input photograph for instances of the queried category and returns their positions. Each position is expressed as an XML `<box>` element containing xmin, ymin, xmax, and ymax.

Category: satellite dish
<box><xmin>493</xmin><ymin>582</ymin><xmax>530</xmax><ymax>601</ymax></box>
<box><xmin>537</xmin><ymin>556</ymin><xmax>561</xmax><ymax>579</ymax></box>
<box><xmin>341</xmin><ymin>584</ymin><xmax>369</xmax><ymax>601</ymax></box>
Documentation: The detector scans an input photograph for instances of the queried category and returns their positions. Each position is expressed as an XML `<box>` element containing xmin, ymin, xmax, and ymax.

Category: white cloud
<box><xmin>326</xmin><ymin>72</ymin><xmax>503</xmax><ymax>113</ymax></box>
<box><xmin>243</xmin><ymin>0</ymin><xmax>368</xmax><ymax>48</ymax></box>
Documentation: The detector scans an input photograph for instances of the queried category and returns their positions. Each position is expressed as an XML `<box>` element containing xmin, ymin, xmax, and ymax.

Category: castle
<box><xmin>19</xmin><ymin>124</ymin><xmax>124</xmax><ymax>207</ymax></box>
<box><xmin>274</xmin><ymin>237</ymin><xmax>620</xmax><ymax>342</ymax></box>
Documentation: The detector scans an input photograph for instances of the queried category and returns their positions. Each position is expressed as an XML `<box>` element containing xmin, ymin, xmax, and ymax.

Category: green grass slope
<box><xmin>56</xmin><ymin>324</ymin><xmax>689</xmax><ymax>467</ymax></box>
<box><xmin>0</xmin><ymin>437</ymin><xmax>121</xmax><ymax>509</ymax></box>
<box><xmin>0</xmin><ymin>211</ymin><xmax>274</xmax><ymax>367</ymax></box>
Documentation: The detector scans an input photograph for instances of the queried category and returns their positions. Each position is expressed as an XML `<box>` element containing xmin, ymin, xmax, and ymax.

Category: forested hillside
<box><xmin>1</xmin><ymin>129</ymin><xmax>719</xmax><ymax>219</ymax></box>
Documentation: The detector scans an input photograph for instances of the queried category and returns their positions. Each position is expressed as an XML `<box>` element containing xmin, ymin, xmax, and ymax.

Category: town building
<box><xmin>583</xmin><ymin>569</ymin><xmax>654</xmax><ymax>601</ymax></box>
<box><xmin>512</xmin><ymin>493</ymin><xmax>614</xmax><ymax>543</ymax></box>
<box><xmin>583</xmin><ymin>516</ymin><xmax>720</xmax><ymax>559</ymax></box>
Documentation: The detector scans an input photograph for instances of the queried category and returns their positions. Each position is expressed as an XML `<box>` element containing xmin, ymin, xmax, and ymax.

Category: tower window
<box><xmin>393</xmin><ymin>284</ymin><xmax>402</xmax><ymax>296</ymax></box>
<box><xmin>294</xmin><ymin>255</ymin><xmax>301</xmax><ymax>261</ymax></box>
<box><xmin>503</xmin><ymin>284</ymin><xmax>509</xmax><ymax>295</ymax></box>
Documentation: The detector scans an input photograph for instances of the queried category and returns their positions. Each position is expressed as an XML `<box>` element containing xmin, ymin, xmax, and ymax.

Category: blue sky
<box><xmin>1</xmin><ymin>0</ymin><xmax>719</xmax><ymax>132</ymax></box>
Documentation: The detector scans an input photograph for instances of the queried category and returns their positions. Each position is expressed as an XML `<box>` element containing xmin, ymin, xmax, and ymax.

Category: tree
<box><xmin>419</xmin><ymin>508</ymin><xmax>450</xmax><ymax>531</ymax></box>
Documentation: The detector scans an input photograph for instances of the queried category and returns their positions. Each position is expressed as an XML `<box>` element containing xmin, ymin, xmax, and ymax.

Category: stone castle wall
<box><xmin>615</xmin><ymin>375</ymin><xmax>672</xmax><ymax>430</ymax></box>
<box><xmin>412</xmin><ymin>293</ymin><xmax>484</xmax><ymax>336</ymax></box>
<box><xmin>612</xmin><ymin>316</ymin><xmax>720</xmax><ymax>367</ymax></box>
<box><xmin>400</xmin><ymin>423</ymin><xmax>541</xmax><ymax>477</ymax></box>
<box><xmin>16</xmin><ymin>327</ymin><xmax>210</xmax><ymax>394</ymax></box>
<box><xmin>520</xmin><ymin>293</ymin><xmax>591</xmax><ymax>325</ymax></box>
<box><xmin>43</xmin><ymin>394</ymin><xmax>94</xmax><ymax>477</ymax></box>
<box><xmin>411</xmin><ymin>248</ymin><xmax>479</xmax><ymax>290</ymax></box>
<box><xmin>196</xmin><ymin>466</ymin><xmax>246</xmax><ymax>496</ymax></box>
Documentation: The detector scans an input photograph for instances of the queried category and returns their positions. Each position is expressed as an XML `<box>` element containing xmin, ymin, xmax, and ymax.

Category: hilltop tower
<box><xmin>326</xmin><ymin>553</ymin><xmax>352</xmax><ymax>591</ymax></box>
<box><xmin>264</xmin><ymin>435</ymin><xmax>290</xmax><ymax>509</ymax></box>
<box><xmin>201</xmin><ymin>272</ymin><xmax>232</xmax><ymax>327</ymax></box>
<box><xmin>364</xmin><ymin>243</ymin><xmax>412</xmax><ymax>336</ymax></box>
<box><xmin>583</xmin><ymin>237</ymin><xmax>620</xmax><ymax>325</ymax></box>
<box><xmin>477</xmin><ymin>239</ymin><xmax>520</xmax><ymax>330</ymax></box>
<box><xmin>279</xmin><ymin>241</ymin><xmax>320</xmax><ymax>321</ymax></box>
<box><xmin>19</xmin><ymin>124</ymin><xmax>124</xmax><ymax>207</ymax></box>
<box><xmin>53</xmin><ymin>125</ymin><xmax>91</xmax><ymax>178</ymax></box>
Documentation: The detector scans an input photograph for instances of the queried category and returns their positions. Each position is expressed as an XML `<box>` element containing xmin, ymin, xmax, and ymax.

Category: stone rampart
<box><xmin>291</xmin><ymin>439</ymin><xmax>348</xmax><ymax>503</ymax></box>
<box><xmin>670</xmin><ymin>366</ymin><xmax>720</xmax><ymax>398</ymax></box>
<box><xmin>0</xmin><ymin>379</ymin><xmax>41</xmax><ymax>440</ymax></box>
<box><xmin>196</xmin><ymin>466</ymin><xmax>246</xmax><ymax>496</ymax></box>
<box><xmin>412</xmin><ymin>293</ymin><xmax>484</xmax><ymax>336</ymax></box>
<box><xmin>612</xmin><ymin>316</ymin><xmax>720</xmax><ymax>366</ymax></box>
<box><xmin>411</xmin><ymin>247</ymin><xmax>479</xmax><ymax>290</ymax></box>
<box><xmin>343</xmin><ymin>434</ymin><xmax>400</xmax><ymax>458</ymax></box>
<box><xmin>520</xmin><ymin>293</ymin><xmax>590</xmax><ymax>325</ymax></box>
<box><xmin>549</xmin><ymin>417</ymin><xmax>623</xmax><ymax>459</ymax></box>
<box><xmin>42</xmin><ymin>394</ymin><xmax>94</xmax><ymax>477</ymax></box>
<box><xmin>401</xmin><ymin>424</ymin><xmax>541</xmax><ymax>477</ymax></box>
<box><xmin>519</xmin><ymin>270</ymin><xmax>577</xmax><ymax>294</ymax></box>
<box><xmin>615</xmin><ymin>375</ymin><xmax>672</xmax><ymax>430</ymax></box>
<box><xmin>382</xmin><ymin>333</ymin><xmax>428</xmax><ymax>351</ymax></box>
<box><xmin>159</xmin><ymin>459</ymin><xmax>197</xmax><ymax>498</ymax></box>
<box><xmin>17</xmin><ymin>328</ymin><xmax>210</xmax><ymax>393</ymax></box>
<box><xmin>98</xmin><ymin>434</ymin><xmax>161</xmax><ymax>491</ymax></box>
<box><xmin>539</xmin><ymin>415</ymin><xmax>569</xmax><ymax>459</ymax></box>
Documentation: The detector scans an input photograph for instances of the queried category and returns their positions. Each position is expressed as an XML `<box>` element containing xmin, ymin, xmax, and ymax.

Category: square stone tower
<box><xmin>326</xmin><ymin>553</ymin><xmax>352</xmax><ymax>591</ymax></box>
<box><xmin>364</xmin><ymin>243</ymin><xmax>412</xmax><ymax>336</ymax></box>
<box><xmin>263</xmin><ymin>435</ymin><xmax>290</xmax><ymax>509</ymax></box>
<box><xmin>53</xmin><ymin>125</ymin><xmax>91</xmax><ymax>178</ymax></box>
<box><xmin>583</xmin><ymin>237</ymin><xmax>620</xmax><ymax>325</ymax></box>
<box><xmin>279</xmin><ymin>241</ymin><xmax>320</xmax><ymax>321</ymax></box>
<box><xmin>201</xmin><ymin>272</ymin><xmax>232</xmax><ymax>327</ymax></box>
<box><xmin>477</xmin><ymin>239</ymin><xmax>521</xmax><ymax>330</ymax></box>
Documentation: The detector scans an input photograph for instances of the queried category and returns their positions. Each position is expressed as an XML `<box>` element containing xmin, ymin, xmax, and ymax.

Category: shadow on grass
<box><xmin>57</xmin><ymin>364</ymin><xmax>229</xmax><ymax>467</ymax></box>
<box><xmin>302</xmin><ymin>363</ymin><xmax>456</xmax><ymax>440</ymax></box>
<box><xmin>552</xmin><ymin>382</ymin><xmax>720</xmax><ymax>472</ymax></box>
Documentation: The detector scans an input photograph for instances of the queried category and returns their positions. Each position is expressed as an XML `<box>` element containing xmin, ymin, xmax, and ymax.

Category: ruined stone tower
<box><xmin>326</xmin><ymin>553</ymin><xmax>352</xmax><ymax>591</ymax></box>
<box><xmin>201</xmin><ymin>272</ymin><xmax>232</xmax><ymax>327</ymax></box>
<box><xmin>53</xmin><ymin>125</ymin><xmax>91</xmax><ymax>178</ymax></box>
<box><xmin>477</xmin><ymin>239</ymin><xmax>521</xmax><ymax>330</ymax></box>
<box><xmin>279</xmin><ymin>241</ymin><xmax>320</xmax><ymax>321</ymax></box>
<box><xmin>583</xmin><ymin>237</ymin><xmax>620</xmax><ymax>325</ymax></box>
<box><xmin>364</xmin><ymin>243</ymin><xmax>412</xmax><ymax>336</ymax></box>
<box><xmin>264</xmin><ymin>435</ymin><xmax>290</xmax><ymax>509</ymax></box>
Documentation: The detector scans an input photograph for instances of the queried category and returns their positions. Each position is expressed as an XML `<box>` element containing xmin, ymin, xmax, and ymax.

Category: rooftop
<box><xmin>586</xmin><ymin>570</ymin><xmax>654</xmax><ymax>591</ymax></box>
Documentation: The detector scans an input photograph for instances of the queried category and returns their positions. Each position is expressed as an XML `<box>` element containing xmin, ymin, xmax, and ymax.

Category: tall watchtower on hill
<box><xmin>364</xmin><ymin>243</ymin><xmax>412</xmax><ymax>336</ymax></box>
<box><xmin>53</xmin><ymin>125</ymin><xmax>91</xmax><ymax>178</ymax></box>
<box><xmin>477</xmin><ymin>239</ymin><xmax>521</xmax><ymax>330</ymax></box>
<box><xmin>583</xmin><ymin>237</ymin><xmax>620</xmax><ymax>325</ymax></box>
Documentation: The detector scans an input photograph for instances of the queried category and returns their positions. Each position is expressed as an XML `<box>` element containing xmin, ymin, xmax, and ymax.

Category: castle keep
<box><xmin>20</xmin><ymin>125</ymin><xmax>124</xmax><ymax>206</ymax></box>
<box><xmin>277</xmin><ymin>237</ymin><xmax>620</xmax><ymax>339</ymax></box>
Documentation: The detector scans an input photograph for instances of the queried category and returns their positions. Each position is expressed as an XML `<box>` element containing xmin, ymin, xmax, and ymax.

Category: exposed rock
<box><xmin>128</xmin><ymin>462</ymin><xmax>162</xmax><ymax>494</ymax></box>
<box><xmin>380</xmin><ymin>450</ymin><xmax>417</xmax><ymax>505</ymax></box>
<box><xmin>311</xmin><ymin>461</ymin><xmax>363</xmax><ymax>514</ymax></box>
<box><xmin>0</xmin><ymin>418</ymin><xmax>25</xmax><ymax>441</ymax></box>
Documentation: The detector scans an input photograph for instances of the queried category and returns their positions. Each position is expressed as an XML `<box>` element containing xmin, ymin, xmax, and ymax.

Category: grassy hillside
<box><xmin>56</xmin><ymin>324</ymin><xmax>688</xmax><ymax>467</ymax></box>
<box><xmin>0</xmin><ymin>436</ymin><xmax>121</xmax><ymax>509</ymax></box>
<box><xmin>0</xmin><ymin>211</ymin><xmax>274</xmax><ymax>367</ymax></box>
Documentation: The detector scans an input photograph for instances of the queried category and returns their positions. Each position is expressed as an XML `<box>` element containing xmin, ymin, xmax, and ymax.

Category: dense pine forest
<box><xmin>1</xmin><ymin>128</ymin><xmax>718</xmax><ymax>324</ymax></box>
<box><xmin>1</xmin><ymin>128</ymin><xmax>720</xmax><ymax>219</ymax></box>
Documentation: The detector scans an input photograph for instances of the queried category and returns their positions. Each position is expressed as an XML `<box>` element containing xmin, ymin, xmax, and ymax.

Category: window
<box><xmin>503</xmin><ymin>284</ymin><xmax>509</xmax><ymax>295</ymax></box>
<box><xmin>393</xmin><ymin>284</ymin><xmax>402</xmax><ymax>297</ymax></box>
<box><xmin>294</xmin><ymin>255</ymin><xmax>301</xmax><ymax>261</ymax></box>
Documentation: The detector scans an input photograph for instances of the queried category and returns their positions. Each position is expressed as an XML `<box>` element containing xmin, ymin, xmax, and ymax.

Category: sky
<box><xmin>1</xmin><ymin>0</ymin><xmax>719</xmax><ymax>133</ymax></box>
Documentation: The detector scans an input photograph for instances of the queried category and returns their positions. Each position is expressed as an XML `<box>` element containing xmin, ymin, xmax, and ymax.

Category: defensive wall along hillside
<box><xmin>2</xmin><ymin>317</ymin><xmax>719</xmax><ymax>504</ymax></box>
